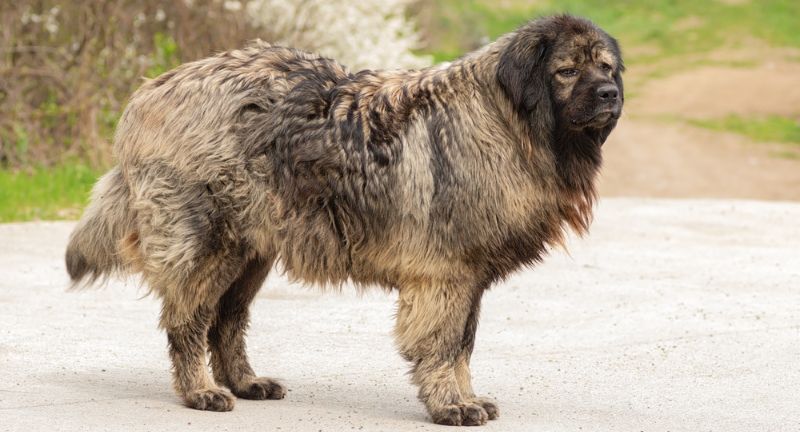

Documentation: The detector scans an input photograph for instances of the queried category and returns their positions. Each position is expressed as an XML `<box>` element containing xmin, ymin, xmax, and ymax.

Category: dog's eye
<box><xmin>600</xmin><ymin>63</ymin><xmax>613</xmax><ymax>72</ymax></box>
<box><xmin>558</xmin><ymin>68</ymin><xmax>579</xmax><ymax>78</ymax></box>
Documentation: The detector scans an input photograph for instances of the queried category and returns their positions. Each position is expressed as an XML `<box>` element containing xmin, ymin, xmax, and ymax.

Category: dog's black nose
<box><xmin>596</xmin><ymin>85</ymin><xmax>619</xmax><ymax>101</ymax></box>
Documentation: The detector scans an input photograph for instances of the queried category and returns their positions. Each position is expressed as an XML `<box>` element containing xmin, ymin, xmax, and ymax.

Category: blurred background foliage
<box><xmin>1</xmin><ymin>0</ymin><xmax>799</xmax><ymax>221</ymax></box>
<box><xmin>415</xmin><ymin>0</ymin><xmax>800</xmax><ymax>64</ymax></box>
<box><xmin>0</xmin><ymin>0</ymin><xmax>426</xmax><ymax>172</ymax></box>
<box><xmin>1</xmin><ymin>1</ymin><xmax>255</xmax><ymax>170</ymax></box>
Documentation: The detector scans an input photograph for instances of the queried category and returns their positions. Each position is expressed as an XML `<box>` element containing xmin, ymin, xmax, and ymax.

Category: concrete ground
<box><xmin>1</xmin><ymin>198</ymin><xmax>799</xmax><ymax>431</ymax></box>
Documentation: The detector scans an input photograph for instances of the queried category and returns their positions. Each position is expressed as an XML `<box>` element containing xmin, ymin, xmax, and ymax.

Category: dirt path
<box><xmin>601</xmin><ymin>58</ymin><xmax>800</xmax><ymax>200</ymax></box>
<box><xmin>600</xmin><ymin>118</ymin><xmax>800</xmax><ymax>200</ymax></box>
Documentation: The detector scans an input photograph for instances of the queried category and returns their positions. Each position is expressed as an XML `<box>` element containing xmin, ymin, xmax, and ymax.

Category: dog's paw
<box><xmin>232</xmin><ymin>377</ymin><xmax>287</xmax><ymax>400</ymax></box>
<box><xmin>185</xmin><ymin>388</ymin><xmax>235</xmax><ymax>411</ymax></box>
<box><xmin>472</xmin><ymin>397</ymin><xmax>499</xmax><ymax>420</ymax></box>
<box><xmin>431</xmin><ymin>402</ymin><xmax>489</xmax><ymax>426</ymax></box>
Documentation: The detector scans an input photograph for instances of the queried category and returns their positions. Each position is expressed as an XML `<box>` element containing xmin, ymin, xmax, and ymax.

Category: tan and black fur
<box><xmin>66</xmin><ymin>15</ymin><xmax>624</xmax><ymax>426</ymax></box>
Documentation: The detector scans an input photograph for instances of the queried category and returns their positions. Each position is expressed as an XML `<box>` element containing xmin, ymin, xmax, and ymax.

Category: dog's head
<box><xmin>497</xmin><ymin>15</ymin><xmax>624</xmax><ymax>145</ymax></box>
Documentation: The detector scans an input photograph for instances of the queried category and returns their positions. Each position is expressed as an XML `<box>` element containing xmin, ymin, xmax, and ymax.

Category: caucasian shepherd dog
<box><xmin>66</xmin><ymin>15</ymin><xmax>623</xmax><ymax>426</ymax></box>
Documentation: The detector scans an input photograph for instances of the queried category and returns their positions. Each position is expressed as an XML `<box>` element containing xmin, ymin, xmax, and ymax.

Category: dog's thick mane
<box><xmin>227</xmin><ymin>25</ymin><xmax>605</xmax><ymax>284</ymax></box>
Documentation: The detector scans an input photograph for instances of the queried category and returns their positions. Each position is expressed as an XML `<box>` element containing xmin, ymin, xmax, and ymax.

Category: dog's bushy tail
<box><xmin>66</xmin><ymin>166</ymin><xmax>134</xmax><ymax>288</ymax></box>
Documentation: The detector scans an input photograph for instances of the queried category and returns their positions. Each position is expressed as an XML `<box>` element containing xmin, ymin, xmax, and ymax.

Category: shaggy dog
<box><xmin>66</xmin><ymin>14</ymin><xmax>623</xmax><ymax>426</ymax></box>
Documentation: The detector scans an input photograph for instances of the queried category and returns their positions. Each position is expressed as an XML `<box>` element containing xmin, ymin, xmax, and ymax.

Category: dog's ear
<box><xmin>497</xmin><ymin>27</ymin><xmax>553</xmax><ymax>133</ymax></box>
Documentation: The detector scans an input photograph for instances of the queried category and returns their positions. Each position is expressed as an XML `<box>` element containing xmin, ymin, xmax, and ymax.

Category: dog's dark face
<box><xmin>497</xmin><ymin>15</ymin><xmax>624</xmax><ymax>144</ymax></box>
<box><xmin>549</xmin><ymin>31</ymin><xmax>623</xmax><ymax>131</ymax></box>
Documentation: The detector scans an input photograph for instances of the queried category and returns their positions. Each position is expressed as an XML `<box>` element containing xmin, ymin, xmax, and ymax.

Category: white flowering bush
<box><xmin>245</xmin><ymin>0</ymin><xmax>431</xmax><ymax>71</ymax></box>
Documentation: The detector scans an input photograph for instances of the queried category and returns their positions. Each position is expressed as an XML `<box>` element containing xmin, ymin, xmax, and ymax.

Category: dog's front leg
<box><xmin>454</xmin><ymin>289</ymin><xmax>500</xmax><ymax>420</ymax></box>
<box><xmin>395</xmin><ymin>281</ymin><xmax>489</xmax><ymax>426</ymax></box>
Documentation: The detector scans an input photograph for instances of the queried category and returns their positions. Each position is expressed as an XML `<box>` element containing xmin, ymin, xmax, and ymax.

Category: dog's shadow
<box><xmin>38</xmin><ymin>367</ymin><xmax>175</xmax><ymax>406</ymax></box>
<box><xmin>280</xmin><ymin>373</ymin><xmax>429</xmax><ymax>423</ymax></box>
<box><xmin>44</xmin><ymin>368</ymin><xmax>427</xmax><ymax>424</ymax></box>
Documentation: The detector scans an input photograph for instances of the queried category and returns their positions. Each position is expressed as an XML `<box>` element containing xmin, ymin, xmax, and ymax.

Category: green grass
<box><xmin>420</xmin><ymin>0</ymin><xmax>800</xmax><ymax>64</ymax></box>
<box><xmin>771</xmin><ymin>149</ymin><xmax>800</xmax><ymax>160</ymax></box>
<box><xmin>689</xmin><ymin>115</ymin><xmax>800</xmax><ymax>145</ymax></box>
<box><xmin>0</xmin><ymin>164</ymin><xmax>99</xmax><ymax>222</ymax></box>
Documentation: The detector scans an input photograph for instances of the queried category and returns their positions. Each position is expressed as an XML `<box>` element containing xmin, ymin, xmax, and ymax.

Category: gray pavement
<box><xmin>1</xmin><ymin>198</ymin><xmax>799</xmax><ymax>431</ymax></box>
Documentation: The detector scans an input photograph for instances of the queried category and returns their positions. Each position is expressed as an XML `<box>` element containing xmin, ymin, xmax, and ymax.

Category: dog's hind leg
<box><xmin>395</xmin><ymin>282</ymin><xmax>489</xmax><ymax>426</ymax></box>
<box><xmin>165</xmin><ymin>304</ymin><xmax>234</xmax><ymax>411</ymax></box>
<box><xmin>157</xmin><ymin>255</ymin><xmax>246</xmax><ymax>412</ymax></box>
<box><xmin>208</xmin><ymin>254</ymin><xmax>286</xmax><ymax>401</ymax></box>
<box><xmin>129</xmin><ymin>164</ymin><xmax>255</xmax><ymax>411</ymax></box>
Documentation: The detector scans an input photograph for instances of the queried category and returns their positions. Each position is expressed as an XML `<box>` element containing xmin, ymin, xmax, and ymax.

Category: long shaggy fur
<box><xmin>66</xmin><ymin>15</ymin><xmax>624</xmax><ymax>426</ymax></box>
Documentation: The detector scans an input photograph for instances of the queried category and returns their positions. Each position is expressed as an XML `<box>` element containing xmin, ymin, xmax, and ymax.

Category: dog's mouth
<box><xmin>570</xmin><ymin>108</ymin><xmax>621</xmax><ymax>129</ymax></box>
